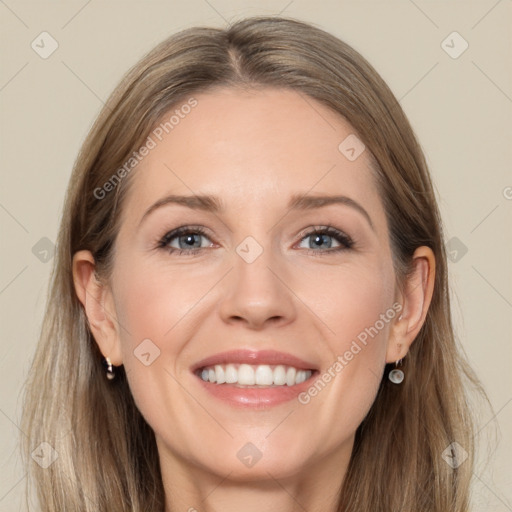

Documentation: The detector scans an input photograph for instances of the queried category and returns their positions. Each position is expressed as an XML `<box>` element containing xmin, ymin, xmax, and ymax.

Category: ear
<box><xmin>386</xmin><ymin>246</ymin><xmax>436</xmax><ymax>363</ymax></box>
<box><xmin>72</xmin><ymin>250</ymin><xmax>123</xmax><ymax>366</ymax></box>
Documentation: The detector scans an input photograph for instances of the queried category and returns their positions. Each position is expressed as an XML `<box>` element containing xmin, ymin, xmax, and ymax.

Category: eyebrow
<box><xmin>138</xmin><ymin>193</ymin><xmax>375</xmax><ymax>231</ymax></box>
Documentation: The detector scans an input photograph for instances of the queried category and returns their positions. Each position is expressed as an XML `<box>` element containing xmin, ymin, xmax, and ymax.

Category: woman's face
<box><xmin>106</xmin><ymin>87</ymin><xmax>401</xmax><ymax>484</ymax></box>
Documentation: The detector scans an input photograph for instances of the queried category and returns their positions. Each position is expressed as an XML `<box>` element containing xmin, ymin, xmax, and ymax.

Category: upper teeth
<box><xmin>199</xmin><ymin>364</ymin><xmax>313</xmax><ymax>386</ymax></box>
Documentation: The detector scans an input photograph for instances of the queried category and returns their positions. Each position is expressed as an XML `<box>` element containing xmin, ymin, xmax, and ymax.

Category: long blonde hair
<box><xmin>21</xmin><ymin>15</ymin><xmax>489</xmax><ymax>511</ymax></box>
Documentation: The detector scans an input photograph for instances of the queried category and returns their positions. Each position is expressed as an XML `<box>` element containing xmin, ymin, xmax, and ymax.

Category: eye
<box><xmin>156</xmin><ymin>224</ymin><xmax>355</xmax><ymax>257</ymax></box>
<box><xmin>296</xmin><ymin>225</ymin><xmax>354</xmax><ymax>254</ymax></box>
<box><xmin>157</xmin><ymin>226</ymin><xmax>214</xmax><ymax>256</ymax></box>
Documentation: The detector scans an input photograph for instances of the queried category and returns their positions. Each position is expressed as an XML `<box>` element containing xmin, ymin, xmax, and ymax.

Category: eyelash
<box><xmin>156</xmin><ymin>224</ymin><xmax>355</xmax><ymax>257</ymax></box>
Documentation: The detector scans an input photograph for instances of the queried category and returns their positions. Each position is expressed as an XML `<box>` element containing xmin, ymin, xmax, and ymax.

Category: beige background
<box><xmin>1</xmin><ymin>1</ymin><xmax>511</xmax><ymax>510</ymax></box>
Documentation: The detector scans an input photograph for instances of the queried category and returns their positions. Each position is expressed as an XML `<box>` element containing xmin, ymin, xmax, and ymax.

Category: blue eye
<box><xmin>297</xmin><ymin>226</ymin><xmax>354</xmax><ymax>253</ymax></box>
<box><xmin>296</xmin><ymin>226</ymin><xmax>354</xmax><ymax>256</ymax></box>
<box><xmin>157</xmin><ymin>226</ymin><xmax>213</xmax><ymax>256</ymax></box>
<box><xmin>157</xmin><ymin>224</ymin><xmax>354</xmax><ymax>256</ymax></box>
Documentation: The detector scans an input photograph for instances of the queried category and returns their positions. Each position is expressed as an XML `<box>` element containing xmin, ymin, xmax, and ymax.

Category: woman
<box><xmin>21</xmin><ymin>15</ymin><xmax>488</xmax><ymax>511</ymax></box>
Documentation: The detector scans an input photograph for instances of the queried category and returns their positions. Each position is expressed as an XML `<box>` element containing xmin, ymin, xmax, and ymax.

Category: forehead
<box><xmin>120</xmin><ymin>86</ymin><xmax>385</xmax><ymax>232</ymax></box>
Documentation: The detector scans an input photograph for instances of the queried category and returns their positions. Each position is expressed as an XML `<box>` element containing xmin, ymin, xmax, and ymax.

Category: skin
<box><xmin>73</xmin><ymin>86</ymin><xmax>435</xmax><ymax>512</ymax></box>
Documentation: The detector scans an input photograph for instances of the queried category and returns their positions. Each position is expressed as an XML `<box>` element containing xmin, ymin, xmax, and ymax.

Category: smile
<box><xmin>196</xmin><ymin>363</ymin><xmax>315</xmax><ymax>387</ymax></box>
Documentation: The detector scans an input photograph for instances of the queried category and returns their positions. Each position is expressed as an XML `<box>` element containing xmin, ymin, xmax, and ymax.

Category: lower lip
<box><xmin>195</xmin><ymin>372</ymin><xmax>317</xmax><ymax>408</ymax></box>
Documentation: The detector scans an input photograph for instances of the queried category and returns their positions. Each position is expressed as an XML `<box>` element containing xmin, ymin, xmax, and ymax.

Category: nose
<box><xmin>218</xmin><ymin>245</ymin><xmax>297</xmax><ymax>330</ymax></box>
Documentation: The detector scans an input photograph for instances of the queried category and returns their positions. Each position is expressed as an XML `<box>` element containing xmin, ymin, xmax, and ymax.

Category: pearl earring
<box><xmin>388</xmin><ymin>358</ymin><xmax>404</xmax><ymax>384</ymax></box>
<box><xmin>102</xmin><ymin>356</ymin><xmax>116</xmax><ymax>380</ymax></box>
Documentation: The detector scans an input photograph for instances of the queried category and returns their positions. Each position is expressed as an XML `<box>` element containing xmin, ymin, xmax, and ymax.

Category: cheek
<box><xmin>308</xmin><ymin>259</ymin><xmax>396</xmax><ymax>354</ymax></box>
<box><xmin>111</xmin><ymin>262</ymin><xmax>224</xmax><ymax>404</ymax></box>
<box><xmin>113</xmin><ymin>262</ymin><xmax>214</xmax><ymax>348</ymax></box>
<box><xmin>299</xmin><ymin>261</ymin><xmax>395</xmax><ymax>432</ymax></box>
<box><xmin>109</xmin><ymin>266</ymin><xmax>188</xmax><ymax>409</ymax></box>
<box><xmin>111</xmin><ymin>266</ymin><xmax>201</xmax><ymax>436</ymax></box>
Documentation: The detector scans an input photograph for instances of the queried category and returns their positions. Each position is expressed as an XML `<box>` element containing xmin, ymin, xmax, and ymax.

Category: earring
<box><xmin>388</xmin><ymin>358</ymin><xmax>404</xmax><ymax>384</ymax></box>
<box><xmin>102</xmin><ymin>356</ymin><xmax>116</xmax><ymax>380</ymax></box>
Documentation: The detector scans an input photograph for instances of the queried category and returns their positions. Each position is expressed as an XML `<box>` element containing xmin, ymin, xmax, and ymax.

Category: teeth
<box><xmin>273</xmin><ymin>365</ymin><xmax>286</xmax><ymax>385</ymax></box>
<box><xmin>255</xmin><ymin>364</ymin><xmax>273</xmax><ymax>386</ymax></box>
<box><xmin>225</xmin><ymin>364</ymin><xmax>237</xmax><ymax>383</ymax></box>
<box><xmin>198</xmin><ymin>363</ymin><xmax>313</xmax><ymax>386</ymax></box>
<box><xmin>296</xmin><ymin>370</ymin><xmax>306</xmax><ymax>384</ymax></box>
<box><xmin>215</xmin><ymin>365</ymin><xmax>225</xmax><ymax>384</ymax></box>
<box><xmin>286</xmin><ymin>367</ymin><xmax>296</xmax><ymax>386</ymax></box>
<box><xmin>238</xmin><ymin>364</ymin><xmax>255</xmax><ymax>385</ymax></box>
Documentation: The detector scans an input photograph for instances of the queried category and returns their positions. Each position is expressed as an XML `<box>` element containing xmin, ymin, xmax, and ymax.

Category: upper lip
<box><xmin>191</xmin><ymin>349</ymin><xmax>319</xmax><ymax>373</ymax></box>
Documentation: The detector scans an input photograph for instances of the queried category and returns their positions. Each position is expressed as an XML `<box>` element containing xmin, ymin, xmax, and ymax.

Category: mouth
<box><xmin>195</xmin><ymin>363</ymin><xmax>316</xmax><ymax>387</ymax></box>
<box><xmin>191</xmin><ymin>349</ymin><xmax>319</xmax><ymax>408</ymax></box>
